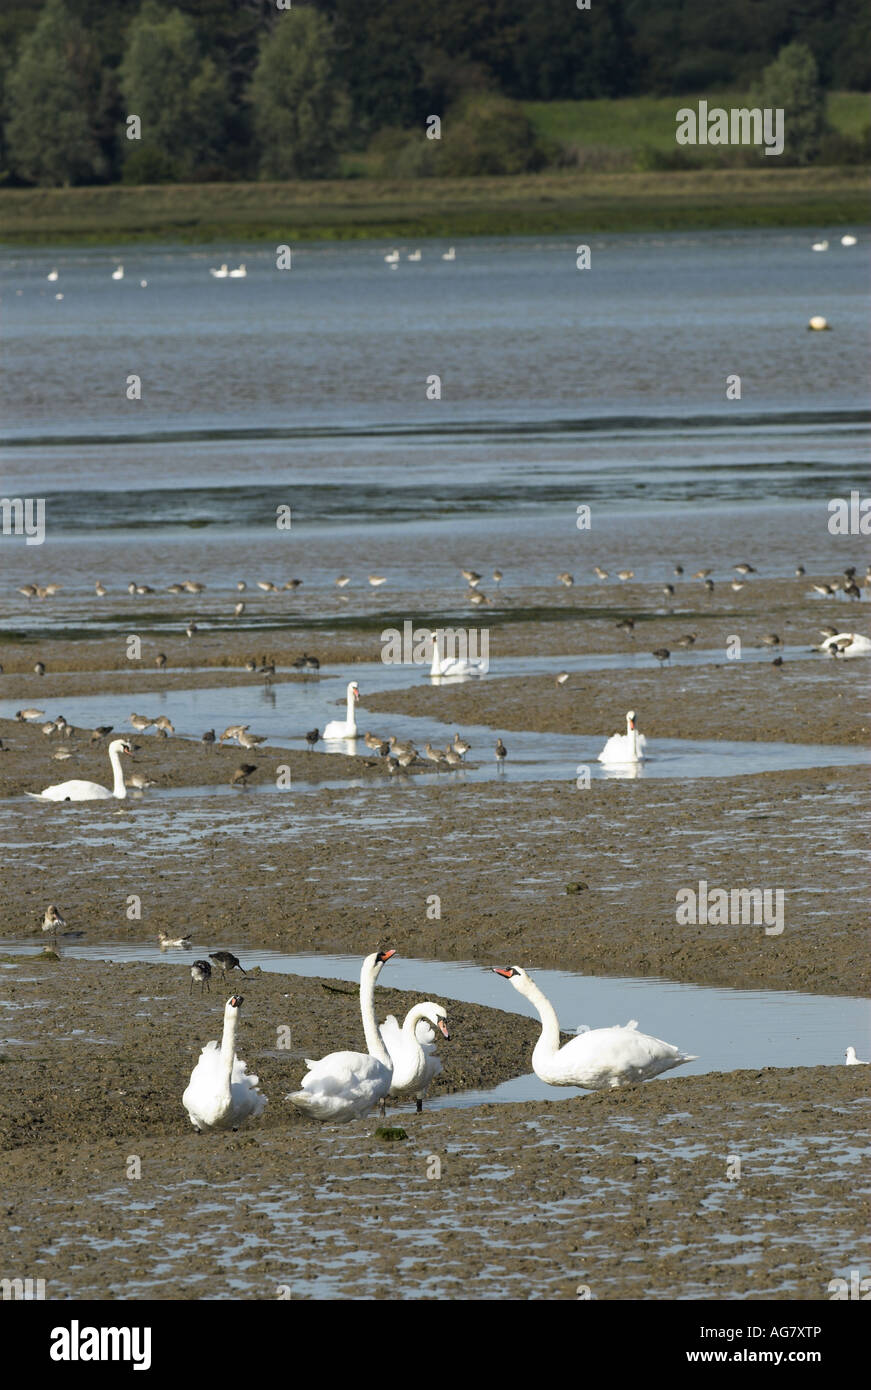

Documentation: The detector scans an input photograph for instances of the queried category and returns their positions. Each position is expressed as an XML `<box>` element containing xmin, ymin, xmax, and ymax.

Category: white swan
<box><xmin>429</xmin><ymin>632</ymin><xmax>487</xmax><ymax>677</ymax></box>
<box><xmin>442</xmin><ymin>247</ymin><xmax>456</xmax><ymax>261</ymax></box>
<box><xmin>379</xmin><ymin>1002</ymin><xmax>449</xmax><ymax>1109</ymax></box>
<box><xmin>493</xmin><ymin>966</ymin><xmax>697</xmax><ymax>1089</ymax></box>
<box><xmin>209</xmin><ymin>263</ymin><xmax>229</xmax><ymax>278</ymax></box>
<box><xmin>845</xmin><ymin>1047</ymin><xmax>868</xmax><ymax>1065</ymax></box>
<box><xmin>229</xmin><ymin>264</ymin><xmax>247</xmax><ymax>278</ymax></box>
<box><xmin>26</xmin><ymin>737</ymin><xmax>133</xmax><ymax>801</ymax></box>
<box><xmin>817</xmin><ymin>632</ymin><xmax>871</xmax><ymax>658</ymax></box>
<box><xmin>598</xmin><ymin>710</ymin><xmax>647</xmax><ymax>763</ymax></box>
<box><xmin>384</xmin><ymin>250</ymin><xmax>400</xmax><ymax>264</ymax></box>
<box><xmin>811</xmin><ymin>240</ymin><xmax>828</xmax><ymax>251</ymax></box>
<box><xmin>182</xmin><ymin>994</ymin><xmax>266</xmax><ymax>1132</ymax></box>
<box><xmin>323</xmin><ymin>680</ymin><xmax>360</xmax><ymax>738</ymax></box>
<box><xmin>287</xmin><ymin>950</ymin><xmax>396</xmax><ymax>1122</ymax></box>
<box><xmin>111</xmin><ymin>265</ymin><xmax>124</xmax><ymax>280</ymax></box>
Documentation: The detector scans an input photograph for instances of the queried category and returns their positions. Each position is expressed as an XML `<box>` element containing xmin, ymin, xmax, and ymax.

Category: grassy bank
<box><xmin>1</xmin><ymin>166</ymin><xmax>867</xmax><ymax>247</ymax></box>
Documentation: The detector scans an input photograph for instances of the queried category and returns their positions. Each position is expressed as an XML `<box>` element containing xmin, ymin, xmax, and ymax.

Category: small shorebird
<box><xmin>190</xmin><ymin>960</ymin><xmax>212</xmax><ymax>994</ymax></box>
<box><xmin>159</xmin><ymin>931</ymin><xmax>191</xmax><ymax>949</ymax></box>
<box><xmin>16</xmin><ymin>708</ymin><xmax>45</xmax><ymax>721</ymax></box>
<box><xmin>185</xmin><ymin>622</ymin><xmax>197</xmax><ymax>638</ymax></box>
<box><xmin>703</xmin><ymin>579</ymin><xmax>715</xmax><ymax>594</ymax></box>
<box><xmin>397</xmin><ymin>750</ymin><xmax>418</xmax><ymax>768</ymax></box>
<box><xmin>673</xmin><ymin>564</ymin><xmax>684</xmax><ymax>575</ymax></box>
<box><xmin>795</xmin><ymin>565</ymin><xmax>805</xmax><ymax>577</ymax></box>
<box><xmin>443</xmin><ymin>749</ymin><xmax>463</xmax><ymax>768</ymax></box>
<box><xmin>555</xmin><ymin>672</ymin><xmax>569</xmax><ymax>687</ymax></box>
<box><xmin>617</xmin><ymin>570</ymin><xmax>634</xmax><ymax>581</ymax></box>
<box><xmin>675</xmin><ymin>634</ymin><xmax>696</xmax><ymax>648</ymax></box>
<box><xmin>761</xmin><ymin>634</ymin><xmax>781</xmax><ymax>647</ymax></box>
<box><xmin>257</xmin><ymin>581</ymin><xmax>275</xmax><ymax>592</ymax></box>
<box><xmin>42</xmin><ymin>904</ymin><xmax>66</xmax><ymax>934</ymax></box>
<box><xmin>233</xmin><ymin>602</ymin><xmax>245</xmax><ymax>617</ymax></box>
<box><xmin>129</xmin><ymin>773</ymin><xmax>155</xmax><ymax>789</ymax></box>
<box><xmin>652</xmin><ymin>648</ymin><xmax>671</xmax><ymax>668</ymax></box>
<box><xmin>231</xmin><ymin>764</ymin><xmax>257</xmax><ymax>787</ymax></box>
<box><xmin>238</xmin><ymin>731</ymin><xmax>266</xmax><ymax>749</ymax></box>
<box><xmin>166</xmin><ymin>584</ymin><xmax>184</xmax><ymax>594</ymax></box>
<box><xmin>282</xmin><ymin>579</ymin><xmax>302</xmax><ymax>591</ymax></box>
<box><xmin>368</xmin><ymin>574</ymin><xmax>386</xmax><ymax>587</ymax></box>
<box><xmin>154</xmin><ymin>716</ymin><xmax>174</xmax><ymax>733</ymax></box>
<box><xmin>693</xmin><ymin>569</ymin><xmax>711</xmax><ymax>579</ymax></box>
<box><xmin>155</xmin><ymin>653</ymin><xmax>167</xmax><ymax>670</ymax></box>
<box><xmin>202</xmin><ymin>730</ymin><xmax>215</xmax><ymax>751</ymax></box>
<box><xmin>495</xmin><ymin>738</ymin><xmax>507</xmax><ymax>767</ymax></box>
<box><xmin>812</xmin><ymin>583</ymin><xmax>835</xmax><ymax>597</ymax></box>
<box><xmin>245</xmin><ymin>658</ymin><xmax>257</xmax><ymax>672</ymax></box>
<box><xmin>364</xmin><ymin>732</ymin><xmax>383</xmax><ymax>751</ymax></box>
<box><xmin>95</xmin><ymin>581</ymin><xmax>107</xmax><ymax>597</ymax></box>
<box><xmin>661</xmin><ymin>584</ymin><xmax>674</xmax><ymax>599</ymax></box>
<box><xmin>462</xmin><ymin>569</ymin><xmax>481</xmax><ymax>586</ymax></box>
<box><xmin>594</xmin><ymin>566</ymin><xmax>609</xmax><ymax>580</ymax></box>
<box><xmin>18</xmin><ymin>585</ymin><xmax>37</xmax><ymax>598</ymax></box>
<box><xmin>557</xmin><ymin>572</ymin><xmax>573</xmax><ymax>587</ymax></box>
<box><xmin>90</xmin><ymin>725</ymin><xmax>113</xmax><ymax>743</ymax></box>
<box><xmin>52</xmin><ymin>749</ymin><xmax>73</xmax><ymax>761</ymax></box>
<box><xmin>493</xmin><ymin>569</ymin><xmax>503</xmax><ymax>586</ymax></box>
<box><xmin>305</xmin><ymin>728</ymin><xmax>320</xmax><ymax>751</ymax></box>
<box><xmin>734</xmin><ymin>564</ymin><xmax>755</xmax><ymax>575</ymax></box>
<box><xmin>424</xmin><ymin>743</ymin><xmax>446</xmax><ymax>768</ymax></box>
<box><xmin>730</xmin><ymin>581</ymin><xmax>745</xmax><ymax>593</ymax></box>
<box><xmin>335</xmin><ymin>575</ymin><xmax>350</xmax><ymax>588</ymax></box>
<box><xmin>237</xmin><ymin>581</ymin><xmax>247</xmax><ymax>591</ymax></box>
<box><xmin>209</xmin><ymin>950</ymin><xmax>247</xmax><ymax>980</ymax></box>
<box><xmin>183</xmin><ymin>581</ymin><xmax>205</xmax><ymax>594</ymax></box>
<box><xmin>219</xmin><ymin>725</ymin><xmax>248</xmax><ymax>743</ymax></box>
<box><xmin>130</xmin><ymin>714</ymin><xmax>152</xmax><ymax>732</ymax></box>
<box><xmin>453</xmin><ymin>733</ymin><xmax>471</xmax><ymax>757</ymax></box>
<box><xmin>616</xmin><ymin>618</ymin><xmax>635</xmax><ymax>636</ymax></box>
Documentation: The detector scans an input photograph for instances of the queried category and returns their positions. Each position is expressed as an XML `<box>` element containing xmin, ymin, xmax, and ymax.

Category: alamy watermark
<box><xmin>381</xmin><ymin>621</ymin><xmax>489</xmax><ymax>673</ymax></box>
<box><xmin>675</xmin><ymin>101</ymin><xmax>784</xmax><ymax>157</ymax></box>
<box><xmin>1</xmin><ymin>497</ymin><xmax>45</xmax><ymax>545</ymax></box>
<box><xmin>676</xmin><ymin>879</ymin><xmax>784</xmax><ymax>935</ymax></box>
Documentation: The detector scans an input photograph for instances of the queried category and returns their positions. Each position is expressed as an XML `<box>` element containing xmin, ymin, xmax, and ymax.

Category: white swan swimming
<box><xmin>493</xmin><ymin>966</ymin><xmax>697</xmax><ymax>1089</ymax></box>
<box><xmin>817</xmin><ymin>632</ymin><xmax>871</xmax><ymax>658</ymax></box>
<box><xmin>429</xmin><ymin>632</ymin><xmax>487</xmax><ymax>677</ymax></box>
<box><xmin>182</xmin><ymin>994</ymin><xmax>266</xmax><ymax>1132</ymax></box>
<box><xmin>598</xmin><ymin>710</ymin><xmax>647</xmax><ymax>763</ymax></box>
<box><xmin>323</xmin><ymin>680</ymin><xmax>360</xmax><ymax>738</ymax></box>
<box><xmin>228</xmin><ymin>264</ymin><xmax>247</xmax><ymax>278</ymax></box>
<box><xmin>210</xmin><ymin>263</ymin><xmax>229</xmax><ymax>278</ymax></box>
<box><xmin>287</xmin><ymin>950</ymin><xmax>396</xmax><ymax>1122</ymax></box>
<box><xmin>26</xmin><ymin>737</ymin><xmax>133</xmax><ymax>801</ymax></box>
<box><xmin>379</xmin><ymin>1002</ymin><xmax>449</xmax><ymax>1109</ymax></box>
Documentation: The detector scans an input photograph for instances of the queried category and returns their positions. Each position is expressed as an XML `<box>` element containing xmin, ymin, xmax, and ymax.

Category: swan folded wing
<box><xmin>378</xmin><ymin>1015</ymin><xmax>403</xmax><ymax>1054</ymax></box>
<box><xmin>299</xmin><ymin>1050</ymin><xmax>389</xmax><ymax>1096</ymax></box>
<box><xmin>230</xmin><ymin>1055</ymin><xmax>267</xmax><ymax>1118</ymax></box>
<box><xmin>30</xmin><ymin>779</ymin><xmax>113</xmax><ymax>801</ymax></box>
<box><xmin>552</xmin><ymin>1025</ymin><xmax>694</xmax><ymax>1088</ymax></box>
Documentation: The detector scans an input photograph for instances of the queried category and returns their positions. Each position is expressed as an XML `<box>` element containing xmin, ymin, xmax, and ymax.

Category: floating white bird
<box><xmin>442</xmin><ymin>247</ymin><xmax>456</xmax><ymax>261</ymax></box>
<box><xmin>323</xmin><ymin>680</ymin><xmax>360</xmax><ymax>739</ymax></box>
<box><xmin>840</xmin><ymin>234</ymin><xmax>857</xmax><ymax>247</ymax></box>
<box><xmin>111</xmin><ymin>265</ymin><xmax>124</xmax><ymax>280</ymax></box>
<box><xmin>384</xmin><ymin>250</ymin><xmax>400</xmax><ymax>264</ymax></box>
<box><xmin>367</xmin><ymin>574</ymin><xmax>386</xmax><ymax>586</ymax></box>
<box><xmin>229</xmin><ymin>264</ymin><xmax>247</xmax><ymax>278</ymax></box>
<box><xmin>808</xmin><ymin>315</ymin><xmax>830</xmax><ymax>331</ymax></box>
<box><xmin>844</xmin><ymin>1046</ymin><xmax>868</xmax><ymax>1065</ymax></box>
<box><xmin>210</xmin><ymin>264</ymin><xmax>229</xmax><ymax>278</ymax></box>
<box><xmin>817</xmin><ymin>632</ymin><xmax>871</xmax><ymax>658</ymax></box>
<box><xmin>182</xmin><ymin>994</ymin><xmax>266</xmax><ymax>1132</ymax></box>
<box><xmin>811</xmin><ymin>240</ymin><xmax>828</xmax><ymax>251</ymax></box>
<box><xmin>47</xmin><ymin>269</ymin><xmax>59</xmax><ymax>281</ymax></box>
<box><xmin>159</xmin><ymin>931</ymin><xmax>191</xmax><ymax>949</ymax></box>
<box><xmin>493</xmin><ymin>966</ymin><xmax>697</xmax><ymax>1089</ymax></box>
<box><xmin>407</xmin><ymin>249</ymin><xmax>422</xmax><ymax>262</ymax></box>
<box><xmin>379</xmin><ymin>1003</ymin><xmax>449</xmax><ymax>1110</ymax></box>
<box><xmin>429</xmin><ymin>632</ymin><xmax>487</xmax><ymax>677</ymax></box>
<box><xmin>598</xmin><ymin>710</ymin><xmax>647</xmax><ymax>764</ymax></box>
<box><xmin>287</xmin><ymin>950</ymin><xmax>396</xmax><ymax>1122</ymax></box>
<box><xmin>26</xmin><ymin>738</ymin><xmax>132</xmax><ymax>801</ymax></box>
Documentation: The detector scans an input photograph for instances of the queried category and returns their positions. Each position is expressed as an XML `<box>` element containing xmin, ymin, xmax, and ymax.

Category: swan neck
<box><xmin>220</xmin><ymin>1007</ymin><xmax>239</xmax><ymax>1076</ymax></box>
<box><xmin>360</xmin><ymin>961</ymin><xmax>391</xmax><ymax>1066</ymax></box>
<box><xmin>109</xmin><ymin>746</ymin><xmax>127</xmax><ymax>798</ymax></box>
<box><xmin>524</xmin><ymin>978</ymin><xmax>561</xmax><ymax>1059</ymax></box>
<box><xmin>403</xmin><ymin>1004</ymin><xmax>431</xmax><ymax>1037</ymax></box>
<box><xmin>346</xmin><ymin>685</ymin><xmax>356</xmax><ymax>720</ymax></box>
<box><xmin>430</xmin><ymin>636</ymin><xmax>440</xmax><ymax>675</ymax></box>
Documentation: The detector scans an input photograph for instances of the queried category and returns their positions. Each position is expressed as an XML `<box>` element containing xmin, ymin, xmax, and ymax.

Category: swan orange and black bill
<box><xmin>229</xmin><ymin>995</ymin><xmax>243</xmax><ymax>1007</ymax></box>
<box><xmin>438</xmin><ymin>1019</ymin><xmax>451</xmax><ymax>1039</ymax></box>
<box><xmin>376</xmin><ymin>949</ymin><xmax>397</xmax><ymax>963</ymax></box>
<box><xmin>493</xmin><ymin>967</ymin><xmax>518</xmax><ymax>978</ymax></box>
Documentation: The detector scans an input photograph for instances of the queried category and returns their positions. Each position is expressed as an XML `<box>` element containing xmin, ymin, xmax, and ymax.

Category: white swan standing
<box><xmin>493</xmin><ymin>966</ymin><xmax>697</xmax><ymax>1089</ymax></box>
<box><xmin>379</xmin><ymin>1002</ymin><xmax>449</xmax><ymax>1109</ymax></box>
<box><xmin>429</xmin><ymin>632</ymin><xmax>487</xmax><ymax>677</ymax></box>
<box><xmin>287</xmin><ymin>950</ymin><xmax>396</xmax><ymax>1122</ymax></box>
<box><xmin>182</xmin><ymin>994</ymin><xmax>267</xmax><ymax>1132</ymax></box>
<box><xmin>844</xmin><ymin>1047</ymin><xmax>868</xmax><ymax>1065</ymax></box>
<box><xmin>598</xmin><ymin>710</ymin><xmax>647</xmax><ymax>763</ymax></box>
<box><xmin>323</xmin><ymin>680</ymin><xmax>360</xmax><ymax>738</ymax></box>
<box><xmin>26</xmin><ymin>737</ymin><xmax>133</xmax><ymax>801</ymax></box>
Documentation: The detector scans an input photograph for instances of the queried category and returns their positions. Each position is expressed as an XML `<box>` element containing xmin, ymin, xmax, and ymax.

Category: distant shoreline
<box><xmin>1</xmin><ymin>167</ymin><xmax>867</xmax><ymax>247</ymax></box>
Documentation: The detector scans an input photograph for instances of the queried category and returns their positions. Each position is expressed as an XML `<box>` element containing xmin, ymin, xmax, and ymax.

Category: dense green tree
<box><xmin>437</xmin><ymin>93</ymin><xmax>547</xmax><ymax>176</ymax></box>
<box><xmin>248</xmin><ymin>8</ymin><xmax>350</xmax><ymax>179</ymax></box>
<box><xmin>752</xmin><ymin>42</ymin><xmax>825</xmax><ymax>164</ymax></box>
<box><xmin>119</xmin><ymin>3</ymin><xmax>230</xmax><ymax>180</ymax></box>
<box><xmin>4</xmin><ymin>0</ymin><xmax>105</xmax><ymax>185</ymax></box>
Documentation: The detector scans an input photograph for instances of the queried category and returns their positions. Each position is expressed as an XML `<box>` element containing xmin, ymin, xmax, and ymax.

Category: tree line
<box><xmin>0</xmin><ymin>0</ymin><xmax>867</xmax><ymax>187</ymax></box>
